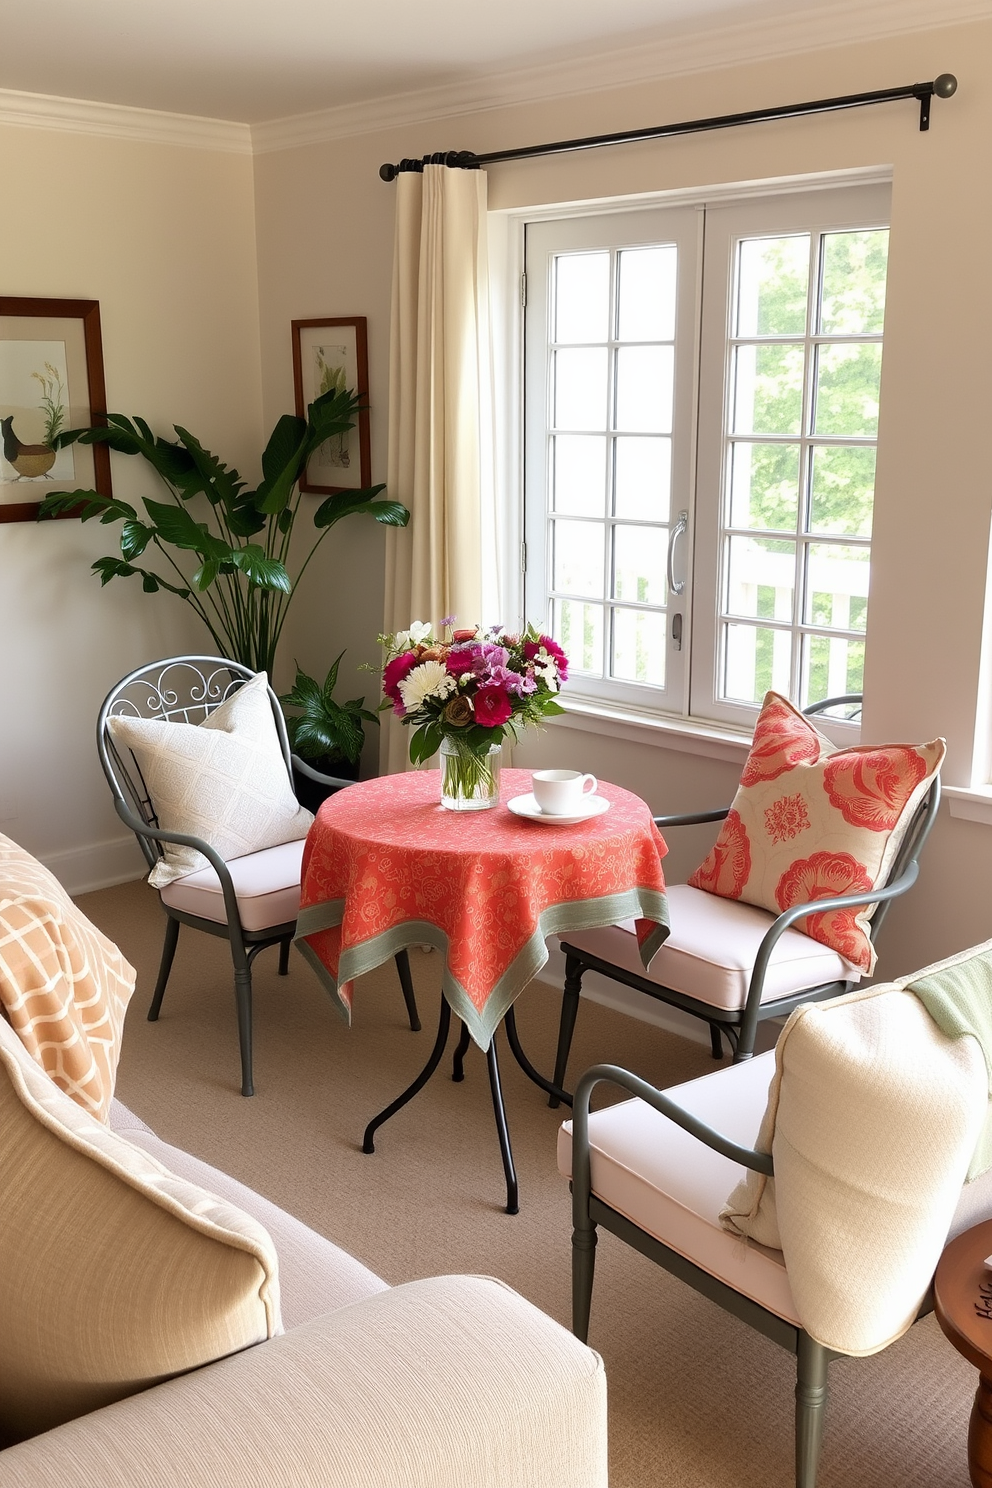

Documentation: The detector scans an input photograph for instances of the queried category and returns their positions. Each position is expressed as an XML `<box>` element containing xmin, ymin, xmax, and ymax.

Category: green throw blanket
<box><xmin>909</xmin><ymin>949</ymin><xmax>992</xmax><ymax>1180</ymax></box>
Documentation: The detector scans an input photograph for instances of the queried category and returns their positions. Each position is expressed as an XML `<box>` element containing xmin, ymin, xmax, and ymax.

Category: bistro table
<box><xmin>295</xmin><ymin>767</ymin><xmax>669</xmax><ymax>1212</ymax></box>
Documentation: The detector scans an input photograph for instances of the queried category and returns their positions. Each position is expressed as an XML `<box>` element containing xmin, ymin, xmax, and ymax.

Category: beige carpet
<box><xmin>80</xmin><ymin>878</ymin><xmax>973</xmax><ymax>1488</ymax></box>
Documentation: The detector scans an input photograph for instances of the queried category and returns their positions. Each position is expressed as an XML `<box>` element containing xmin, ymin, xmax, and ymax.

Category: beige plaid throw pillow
<box><xmin>0</xmin><ymin>833</ymin><xmax>135</xmax><ymax>1123</ymax></box>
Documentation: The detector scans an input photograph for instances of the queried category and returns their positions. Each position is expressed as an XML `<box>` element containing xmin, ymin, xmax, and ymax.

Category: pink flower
<box><xmin>383</xmin><ymin>651</ymin><xmax>417</xmax><ymax>704</ymax></box>
<box><xmin>524</xmin><ymin>635</ymin><xmax>569</xmax><ymax>681</ymax></box>
<box><xmin>539</xmin><ymin>635</ymin><xmax>569</xmax><ymax>680</ymax></box>
<box><xmin>473</xmin><ymin>684</ymin><xmax>513</xmax><ymax>728</ymax></box>
<box><xmin>446</xmin><ymin>646</ymin><xmax>479</xmax><ymax>675</ymax></box>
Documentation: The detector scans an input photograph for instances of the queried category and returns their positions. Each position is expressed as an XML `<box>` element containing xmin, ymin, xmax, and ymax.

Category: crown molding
<box><xmin>251</xmin><ymin>0</ymin><xmax>988</xmax><ymax>155</ymax></box>
<box><xmin>0</xmin><ymin>0</ymin><xmax>984</xmax><ymax>158</ymax></box>
<box><xmin>0</xmin><ymin>87</ymin><xmax>251</xmax><ymax>153</ymax></box>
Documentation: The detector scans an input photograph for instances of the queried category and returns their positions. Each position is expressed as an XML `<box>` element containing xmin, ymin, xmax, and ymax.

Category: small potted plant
<box><xmin>280</xmin><ymin>652</ymin><xmax>379</xmax><ymax>812</ymax></box>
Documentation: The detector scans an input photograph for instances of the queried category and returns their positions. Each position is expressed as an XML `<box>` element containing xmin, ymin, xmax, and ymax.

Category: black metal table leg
<box><xmin>452</xmin><ymin>1019</ymin><xmax>471</xmax><ymax>1082</ymax></box>
<box><xmin>393</xmin><ymin>948</ymin><xmax>422</xmax><ymax>1031</ymax></box>
<box><xmin>486</xmin><ymin>1033</ymin><xmax>519</xmax><ymax>1215</ymax></box>
<box><xmin>363</xmin><ymin>998</ymin><xmax>451</xmax><ymax>1153</ymax></box>
<box><xmin>504</xmin><ymin>1005</ymin><xmax>573</xmax><ymax>1108</ymax></box>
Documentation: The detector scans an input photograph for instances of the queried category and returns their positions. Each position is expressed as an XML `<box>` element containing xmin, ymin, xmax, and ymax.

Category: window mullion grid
<box><xmin>604</xmin><ymin>246</ymin><xmax>619</xmax><ymax>683</ymax></box>
<box><xmin>794</xmin><ymin>229</ymin><xmax>821</xmax><ymax>703</ymax></box>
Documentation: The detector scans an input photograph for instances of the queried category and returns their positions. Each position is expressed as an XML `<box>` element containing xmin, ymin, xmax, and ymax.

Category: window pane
<box><xmin>554</xmin><ymin>252</ymin><xmax>610</xmax><ymax>343</ymax></box>
<box><xmin>804</xmin><ymin>633</ymin><xmax>865</xmax><ymax>705</ymax></box>
<box><xmin>552</xmin><ymin>435</ymin><xmax>607</xmax><ymax>516</ymax></box>
<box><xmin>736</xmin><ymin>235</ymin><xmax>809</xmax><ymax>336</ymax></box>
<box><xmin>554</xmin><ymin>347</ymin><xmax>608</xmax><ymax>430</ymax></box>
<box><xmin>804</xmin><ymin>544</ymin><xmax>870</xmax><ymax>632</ymax></box>
<box><xmin>726</xmin><ymin>535</ymin><xmax>795</xmax><ymax>619</ymax></box>
<box><xmin>615</xmin><ymin>345</ymin><xmax>674</xmax><ymax>432</ymax></box>
<box><xmin>731</xmin><ymin>344</ymin><xmax>804</xmax><ymax>435</ymax></box>
<box><xmin>813</xmin><ymin>343</ymin><xmax>882</xmax><ymax>437</ymax></box>
<box><xmin>617</xmin><ymin>245</ymin><xmax>677</xmax><ymax>341</ymax></box>
<box><xmin>613</xmin><ymin>525</ymin><xmax>667</xmax><ymax>605</ymax></box>
<box><xmin>819</xmin><ymin>229</ymin><xmax>888</xmax><ymax>336</ymax></box>
<box><xmin>809</xmin><ymin>445</ymin><xmax>875</xmax><ymax>536</ymax></box>
<box><xmin>728</xmin><ymin>442</ymin><xmax>800</xmax><ymax>531</ymax></box>
<box><xmin>614</xmin><ymin>436</ymin><xmax>671</xmax><ymax>520</ymax></box>
<box><xmin>554</xmin><ymin>598</ymin><xmax>604</xmax><ymax>676</ymax></box>
<box><xmin>612</xmin><ymin>608</ymin><xmax>666</xmax><ymax>686</ymax></box>
<box><xmin>723</xmin><ymin>622</ymin><xmax>792</xmax><ymax>704</ymax></box>
<box><xmin>553</xmin><ymin>519</ymin><xmax>604</xmax><ymax>598</ymax></box>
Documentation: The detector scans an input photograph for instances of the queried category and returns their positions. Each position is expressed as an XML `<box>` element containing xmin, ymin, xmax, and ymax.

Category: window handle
<box><xmin>667</xmin><ymin>510</ymin><xmax>688</xmax><ymax>596</ymax></box>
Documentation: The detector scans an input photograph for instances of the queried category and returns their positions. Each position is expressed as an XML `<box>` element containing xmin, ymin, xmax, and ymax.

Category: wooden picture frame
<box><xmin>291</xmin><ymin>316</ymin><xmax>371</xmax><ymax>495</ymax></box>
<box><xmin>0</xmin><ymin>297</ymin><xmax>111</xmax><ymax>523</ymax></box>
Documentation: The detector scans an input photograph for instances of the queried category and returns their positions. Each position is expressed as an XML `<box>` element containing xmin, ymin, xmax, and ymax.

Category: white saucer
<box><xmin>506</xmin><ymin>792</ymin><xmax>611</xmax><ymax>826</ymax></box>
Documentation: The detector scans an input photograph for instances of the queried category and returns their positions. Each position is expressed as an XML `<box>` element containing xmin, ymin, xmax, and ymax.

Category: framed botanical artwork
<box><xmin>292</xmin><ymin>316</ymin><xmax>371</xmax><ymax>495</ymax></box>
<box><xmin>0</xmin><ymin>297</ymin><xmax>111</xmax><ymax>523</ymax></box>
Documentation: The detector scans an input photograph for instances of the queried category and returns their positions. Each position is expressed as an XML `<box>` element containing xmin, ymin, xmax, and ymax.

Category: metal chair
<box><xmin>98</xmin><ymin>655</ymin><xmax>420</xmax><ymax>1097</ymax></box>
<box><xmin>561</xmin><ymin>1034</ymin><xmax>990</xmax><ymax>1488</ymax></box>
<box><xmin>550</xmin><ymin>696</ymin><xmax>941</xmax><ymax>1097</ymax></box>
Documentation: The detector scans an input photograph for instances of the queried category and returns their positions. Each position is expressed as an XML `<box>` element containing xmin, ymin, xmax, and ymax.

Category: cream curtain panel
<box><xmin>382</xmin><ymin>163</ymin><xmax>492</xmax><ymax>775</ymax></box>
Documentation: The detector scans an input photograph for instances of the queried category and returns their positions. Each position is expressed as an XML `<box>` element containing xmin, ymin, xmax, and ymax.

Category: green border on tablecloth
<box><xmin>294</xmin><ymin>888</ymin><xmax>669</xmax><ymax>1052</ymax></box>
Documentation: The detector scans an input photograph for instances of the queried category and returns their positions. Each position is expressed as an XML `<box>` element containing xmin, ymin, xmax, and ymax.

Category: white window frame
<box><xmin>493</xmin><ymin>167</ymin><xmax>893</xmax><ymax>745</ymax></box>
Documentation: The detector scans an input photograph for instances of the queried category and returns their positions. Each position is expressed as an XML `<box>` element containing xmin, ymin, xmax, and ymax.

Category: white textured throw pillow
<box><xmin>108</xmin><ymin>672</ymin><xmax>313</xmax><ymax>887</ymax></box>
<box><xmin>720</xmin><ymin>967</ymin><xmax>988</xmax><ymax>1356</ymax></box>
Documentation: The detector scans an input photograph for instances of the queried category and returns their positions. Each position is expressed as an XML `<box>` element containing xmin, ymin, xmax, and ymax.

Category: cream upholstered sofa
<box><xmin>0</xmin><ymin>1014</ymin><xmax>607</xmax><ymax>1488</ymax></box>
<box><xmin>0</xmin><ymin>832</ymin><xmax>606</xmax><ymax>1488</ymax></box>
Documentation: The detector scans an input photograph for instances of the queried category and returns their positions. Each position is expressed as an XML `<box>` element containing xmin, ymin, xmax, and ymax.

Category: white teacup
<box><xmin>532</xmin><ymin>769</ymin><xmax>598</xmax><ymax>815</ymax></box>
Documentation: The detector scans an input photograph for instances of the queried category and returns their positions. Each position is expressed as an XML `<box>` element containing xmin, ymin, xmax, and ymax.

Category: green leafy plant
<box><xmin>37</xmin><ymin>387</ymin><xmax>409</xmax><ymax>676</ymax></box>
<box><xmin>280</xmin><ymin>652</ymin><xmax>378</xmax><ymax>768</ymax></box>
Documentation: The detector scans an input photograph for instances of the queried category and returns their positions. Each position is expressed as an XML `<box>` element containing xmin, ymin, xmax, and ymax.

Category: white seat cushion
<box><xmin>159</xmin><ymin>838</ymin><xmax>305</xmax><ymax>932</ymax></box>
<box><xmin>558</xmin><ymin>1054</ymin><xmax>800</xmax><ymax>1323</ymax></box>
<box><xmin>559</xmin><ymin>881</ymin><xmax>860</xmax><ymax>1012</ymax></box>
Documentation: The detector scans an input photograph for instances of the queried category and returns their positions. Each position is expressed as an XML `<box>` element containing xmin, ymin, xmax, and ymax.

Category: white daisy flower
<box><xmin>399</xmin><ymin>660</ymin><xmax>456</xmax><ymax>710</ymax></box>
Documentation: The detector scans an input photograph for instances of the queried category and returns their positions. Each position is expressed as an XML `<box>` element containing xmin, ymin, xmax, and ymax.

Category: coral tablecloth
<box><xmin>295</xmin><ymin>768</ymin><xmax>669</xmax><ymax>1049</ymax></box>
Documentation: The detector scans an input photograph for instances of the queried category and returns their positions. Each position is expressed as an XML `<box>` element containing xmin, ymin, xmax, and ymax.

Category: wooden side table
<box><xmin>934</xmin><ymin>1219</ymin><xmax>992</xmax><ymax>1487</ymax></box>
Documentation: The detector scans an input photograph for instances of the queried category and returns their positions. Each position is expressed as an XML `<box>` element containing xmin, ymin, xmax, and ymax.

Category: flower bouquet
<box><xmin>380</xmin><ymin>620</ymin><xmax>569</xmax><ymax>809</ymax></box>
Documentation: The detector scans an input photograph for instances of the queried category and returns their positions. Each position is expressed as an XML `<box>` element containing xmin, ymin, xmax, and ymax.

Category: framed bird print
<box><xmin>0</xmin><ymin>297</ymin><xmax>111</xmax><ymax>523</ymax></box>
<box><xmin>291</xmin><ymin>316</ymin><xmax>371</xmax><ymax>495</ymax></box>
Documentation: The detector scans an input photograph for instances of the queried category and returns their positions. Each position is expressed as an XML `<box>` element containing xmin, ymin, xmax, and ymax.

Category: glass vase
<box><xmin>439</xmin><ymin>735</ymin><xmax>502</xmax><ymax>811</ymax></box>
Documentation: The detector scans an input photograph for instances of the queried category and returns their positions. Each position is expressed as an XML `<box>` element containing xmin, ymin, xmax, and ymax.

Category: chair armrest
<box><xmin>653</xmin><ymin>806</ymin><xmax>730</xmax><ymax>829</ymax></box>
<box><xmin>0</xmin><ymin>1277</ymin><xmax>607</xmax><ymax>1488</ymax></box>
<box><xmin>111</xmin><ymin>799</ymin><xmax>243</xmax><ymax>934</ymax></box>
<box><xmin>290</xmin><ymin>754</ymin><xmax>357</xmax><ymax>792</ymax></box>
<box><xmin>572</xmin><ymin>1063</ymin><xmax>773</xmax><ymax>1176</ymax></box>
<box><xmin>569</xmin><ymin>1062</ymin><xmax>771</xmax><ymax>1244</ymax></box>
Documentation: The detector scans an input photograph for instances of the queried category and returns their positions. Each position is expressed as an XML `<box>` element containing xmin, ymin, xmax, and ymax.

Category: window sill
<box><xmin>942</xmin><ymin>785</ymin><xmax>992</xmax><ymax>827</ymax></box>
<box><xmin>550</xmin><ymin>697</ymin><xmax>752</xmax><ymax>765</ymax></box>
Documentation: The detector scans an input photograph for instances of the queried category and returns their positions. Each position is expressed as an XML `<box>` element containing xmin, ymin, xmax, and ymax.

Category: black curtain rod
<box><xmin>379</xmin><ymin>73</ymin><xmax>957</xmax><ymax>181</ymax></box>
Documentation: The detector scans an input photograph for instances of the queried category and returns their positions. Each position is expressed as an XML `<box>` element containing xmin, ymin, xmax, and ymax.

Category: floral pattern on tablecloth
<box><xmin>296</xmin><ymin>768</ymin><xmax>668</xmax><ymax>1044</ymax></box>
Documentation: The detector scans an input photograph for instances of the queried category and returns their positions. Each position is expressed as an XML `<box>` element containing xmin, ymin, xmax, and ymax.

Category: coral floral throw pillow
<box><xmin>688</xmin><ymin>693</ymin><xmax>945</xmax><ymax>973</ymax></box>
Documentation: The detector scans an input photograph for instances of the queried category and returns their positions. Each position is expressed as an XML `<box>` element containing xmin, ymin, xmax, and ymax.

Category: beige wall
<box><xmin>253</xmin><ymin>16</ymin><xmax>992</xmax><ymax>976</ymax></box>
<box><xmin>0</xmin><ymin>124</ymin><xmax>262</xmax><ymax>886</ymax></box>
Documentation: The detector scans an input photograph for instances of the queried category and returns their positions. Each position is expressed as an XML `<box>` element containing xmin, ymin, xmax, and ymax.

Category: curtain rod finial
<box><xmin>934</xmin><ymin>74</ymin><xmax>958</xmax><ymax>98</ymax></box>
<box><xmin>380</xmin><ymin>162</ymin><xmax>398</xmax><ymax>182</ymax></box>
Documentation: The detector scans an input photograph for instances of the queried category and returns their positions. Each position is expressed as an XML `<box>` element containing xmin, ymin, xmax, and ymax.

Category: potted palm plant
<box><xmin>38</xmin><ymin>387</ymin><xmax>408</xmax><ymax>677</ymax></box>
